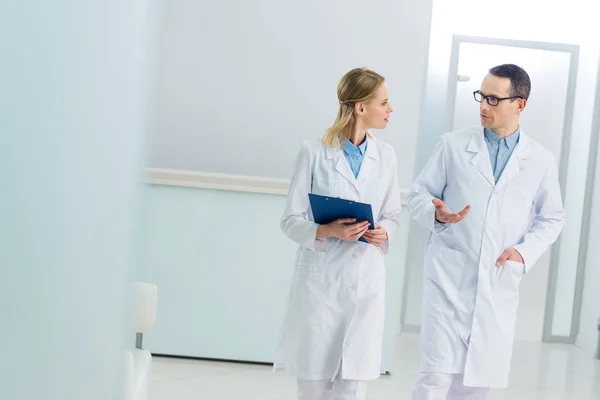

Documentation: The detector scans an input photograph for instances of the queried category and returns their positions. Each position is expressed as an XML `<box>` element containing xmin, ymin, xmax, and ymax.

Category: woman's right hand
<box><xmin>317</xmin><ymin>218</ymin><xmax>370</xmax><ymax>241</ymax></box>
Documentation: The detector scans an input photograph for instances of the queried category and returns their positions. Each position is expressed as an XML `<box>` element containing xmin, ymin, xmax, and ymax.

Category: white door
<box><xmin>448</xmin><ymin>40</ymin><xmax>573</xmax><ymax>341</ymax></box>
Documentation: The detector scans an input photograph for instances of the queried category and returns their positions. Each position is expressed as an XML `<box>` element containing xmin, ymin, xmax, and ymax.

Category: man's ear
<box><xmin>517</xmin><ymin>98</ymin><xmax>527</xmax><ymax>114</ymax></box>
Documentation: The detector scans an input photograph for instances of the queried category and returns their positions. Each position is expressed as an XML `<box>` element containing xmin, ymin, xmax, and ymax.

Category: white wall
<box><xmin>148</xmin><ymin>0</ymin><xmax>433</xmax><ymax>187</ymax></box>
<box><xmin>136</xmin><ymin>0</ymin><xmax>434</xmax><ymax>370</ymax></box>
<box><xmin>402</xmin><ymin>0</ymin><xmax>600</xmax><ymax>342</ymax></box>
<box><xmin>0</xmin><ymin>1</ymin><xmax>156</xmax><ymax>399</ymax></box>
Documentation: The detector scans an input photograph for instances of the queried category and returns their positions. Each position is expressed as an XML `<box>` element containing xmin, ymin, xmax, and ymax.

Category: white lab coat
<box><xmin>274</xmin><ymin>135</ymin><xmax>402</xmax><ymax>381</ymax></box>
<box><xmin>408</xmin><ymin>127</ymin><xmax>565</xmax><ymax>388</ymax></box>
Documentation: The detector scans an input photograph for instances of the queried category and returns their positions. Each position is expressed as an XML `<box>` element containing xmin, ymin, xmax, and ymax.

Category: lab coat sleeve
<box><xmin>514</xmin><ymin>157</ymin><xmax>566</xmax><ymax>272</ymax></box>
<box><xmin>377</xmin><ymin>147</ymin><xmax>402</xmax><ymax>255</ymax></box>
<box><xmin>407</xmin><ymin>136</ymin><xmax>451</xmax><ymax>234</ymax></box>
<box><xmin>280</xmin><ymin>142</ymin><xmax>326</xmax><ymax>251</ymax></box>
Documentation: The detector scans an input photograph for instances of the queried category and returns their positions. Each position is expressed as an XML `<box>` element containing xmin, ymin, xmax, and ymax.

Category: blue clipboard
<box><xmin>308</xmin><ymin>193</ymin><xmax>374</xmax><ymax>243</ymax></box>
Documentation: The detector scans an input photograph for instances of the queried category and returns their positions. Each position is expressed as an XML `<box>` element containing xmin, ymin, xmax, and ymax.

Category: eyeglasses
<box><xmin>473</xmin><ymin>90</ymin><xmax>523</xmax><ymax>106</ymax></box>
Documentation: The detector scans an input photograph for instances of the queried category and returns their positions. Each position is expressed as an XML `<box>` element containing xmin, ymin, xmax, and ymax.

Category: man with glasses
<box><xmin>407</xmin><ymin>64</ymin><xmax>565</xmax><ymax>399</ymax></box>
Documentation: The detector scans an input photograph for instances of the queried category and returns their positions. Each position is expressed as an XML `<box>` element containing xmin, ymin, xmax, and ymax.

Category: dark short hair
<box><xmin>489</xmin><ymin>64</ymin><xmax>531</xmax><ymax>100</ymax></box>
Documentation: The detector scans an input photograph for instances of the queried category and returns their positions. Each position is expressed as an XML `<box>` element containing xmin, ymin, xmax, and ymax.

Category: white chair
<box><xmin>124</xmin><ymin>282</ymin><xmax>158</xmax><ymax>400</ymax></box>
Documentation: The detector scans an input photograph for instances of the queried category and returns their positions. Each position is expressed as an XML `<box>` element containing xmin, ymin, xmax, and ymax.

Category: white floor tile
<box><xmin>147</xmin><ymin>334</ymin><xmax>600</xmax><ymax>399</ymax></box>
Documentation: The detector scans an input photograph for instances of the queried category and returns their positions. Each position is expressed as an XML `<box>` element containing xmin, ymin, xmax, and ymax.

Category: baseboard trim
<box><xmin>544</xmin><ymin>335</ymin><xmax>576</xmax><ymax>344</ymax></box>
<box><xmin>401</xmin><ymin>324</ymin><xmax>421</xmax><ymax>334</ymax></box>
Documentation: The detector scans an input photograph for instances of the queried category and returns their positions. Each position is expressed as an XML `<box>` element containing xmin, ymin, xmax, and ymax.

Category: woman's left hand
<box><xmin>363</xmin><ymin>224</ymin><xmax>388</xmax><ymax>247</ymax></box>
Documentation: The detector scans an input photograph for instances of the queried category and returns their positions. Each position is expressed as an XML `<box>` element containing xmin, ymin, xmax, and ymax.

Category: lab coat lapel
<box><xmin>467</xmin><ymin>130</ymin><xmax>496</xmax><ymax>188</ymax></box>
<box><xmin>335</xmin><ymin>155</ymin><xmax>358</xmax><ymax>188</ymax></box>
<box><xmin>356</xmin><ymin>136</ymin><xmax>379</xmax><ymax>183</ymax></box>
<box><xmin>495</xmin><ymin>132</ymin><xmax>531</xmax><ymax>188</ymax></box>
<box><xmin>327</xmin><ymin>137</ymin><xmax>359</xmax><ymax>190</ymax></box>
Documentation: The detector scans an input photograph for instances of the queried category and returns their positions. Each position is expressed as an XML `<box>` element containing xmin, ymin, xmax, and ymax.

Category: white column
<box><xmin>0</xmin><ymin>1</ymin><xmax>156</xmax><ymax>399</ymax></box>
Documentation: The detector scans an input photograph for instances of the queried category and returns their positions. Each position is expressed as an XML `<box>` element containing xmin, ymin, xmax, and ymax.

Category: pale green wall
<box><xmin>135</xmin><ymin>184</ymin><xmax>410</xmax><ymax>371</ymax></box>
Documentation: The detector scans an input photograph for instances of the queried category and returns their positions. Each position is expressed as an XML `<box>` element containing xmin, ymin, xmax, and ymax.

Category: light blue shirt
<box><xmin>484</xmin><ymin>127</ymin><xmax>520</xmax><ymax>183</ymax></box>
<box><xmin>342</xmin><ymin>138</ymin><xmax>367</xmax><ymax>178</ymax></box>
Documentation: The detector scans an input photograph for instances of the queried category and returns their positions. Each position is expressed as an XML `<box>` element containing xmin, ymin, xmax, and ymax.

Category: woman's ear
<box><xmin>355</xmin><ymin>103</ymin><xmax>365</xmax><ymax>116</ymax></box>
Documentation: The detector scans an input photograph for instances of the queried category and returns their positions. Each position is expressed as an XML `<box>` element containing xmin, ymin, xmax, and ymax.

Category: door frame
<box><xmin>574</xmin><ymin>53</ymin><xmax>600</xmax><ymax>349</ymax></box>
<box><xmin>444</xmin><ymin>35</ymin><xmax>581</xmax><ymax>343</ymax></box>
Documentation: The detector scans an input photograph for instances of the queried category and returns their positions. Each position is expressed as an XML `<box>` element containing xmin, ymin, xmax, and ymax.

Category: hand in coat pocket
<box><xmin>495</xmin><ymin>248</ymin><xmax>524</xmax><ymax>267</ymax></box>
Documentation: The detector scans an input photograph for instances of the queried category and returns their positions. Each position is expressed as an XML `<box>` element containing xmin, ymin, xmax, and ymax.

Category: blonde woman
<box><xmin>274</xmin><ymin>68</ymin><xmax>402</xmax><ymax>400</ymax></box>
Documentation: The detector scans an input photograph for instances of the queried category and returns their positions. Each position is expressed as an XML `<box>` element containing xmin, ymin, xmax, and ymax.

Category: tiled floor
<box><xmin>149</xmin><ymin>334</ymin><xmax>600</xmax><ymax>399</ymax></box>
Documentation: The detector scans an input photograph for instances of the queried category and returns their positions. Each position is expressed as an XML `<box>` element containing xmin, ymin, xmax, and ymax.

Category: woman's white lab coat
<box><xmin>407</xmin><ymin>127</ymin><xmax>565</xmax><ymax>388</ymax></box>
<box><xmin>274</xmin><ymin>135</ymin><xmax>402</xmax><ymax>381</ymax></box>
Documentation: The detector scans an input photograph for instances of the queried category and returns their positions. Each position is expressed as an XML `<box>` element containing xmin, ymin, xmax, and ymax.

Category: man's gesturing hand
<box><xmin>433</xmin><ymin>198</ymin><xmax>471</xmax><ymax>224</ymax></box>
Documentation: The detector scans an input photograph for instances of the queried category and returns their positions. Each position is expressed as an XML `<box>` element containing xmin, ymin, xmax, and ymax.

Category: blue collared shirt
<box><xmin>484</xmin><ymin>127</ymin><xmax>520</xmax><ymax>182</ymax></box>
<box><xmin>342</xmin><ymin>138</ymin><xmax>367</xmax><ymax>178</ymax></box>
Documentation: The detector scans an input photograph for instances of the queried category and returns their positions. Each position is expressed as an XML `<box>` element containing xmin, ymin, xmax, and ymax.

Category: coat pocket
<box><xmin>492</xmin><ymin>260</ymin><xmax>524</xmax><ymax>288</ymax></box>
<box><xmin>295</xmin><ymin>247</ymin><xmax>324</xmax><ymax>274</ymax></box>
<box><xmin>492</xmin><ymin>260</ymin><xmax>524</xmax><ymax>331</ymax></box>
<box><xmin>502</xmin><ymin>187</ymin><xmax>534</xmax><ymax>226</ymax></box>
<box><xmin>424</xmin><ymin>243</ymin><xmax>470</xmax><ymax>297</ymax></box>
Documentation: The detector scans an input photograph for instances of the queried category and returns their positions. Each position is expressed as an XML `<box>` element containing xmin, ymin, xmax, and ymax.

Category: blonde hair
<box><xmin>323</xmin><ymin>68</ymin><xmax>385</xmax><ymax>148</ymax></box>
